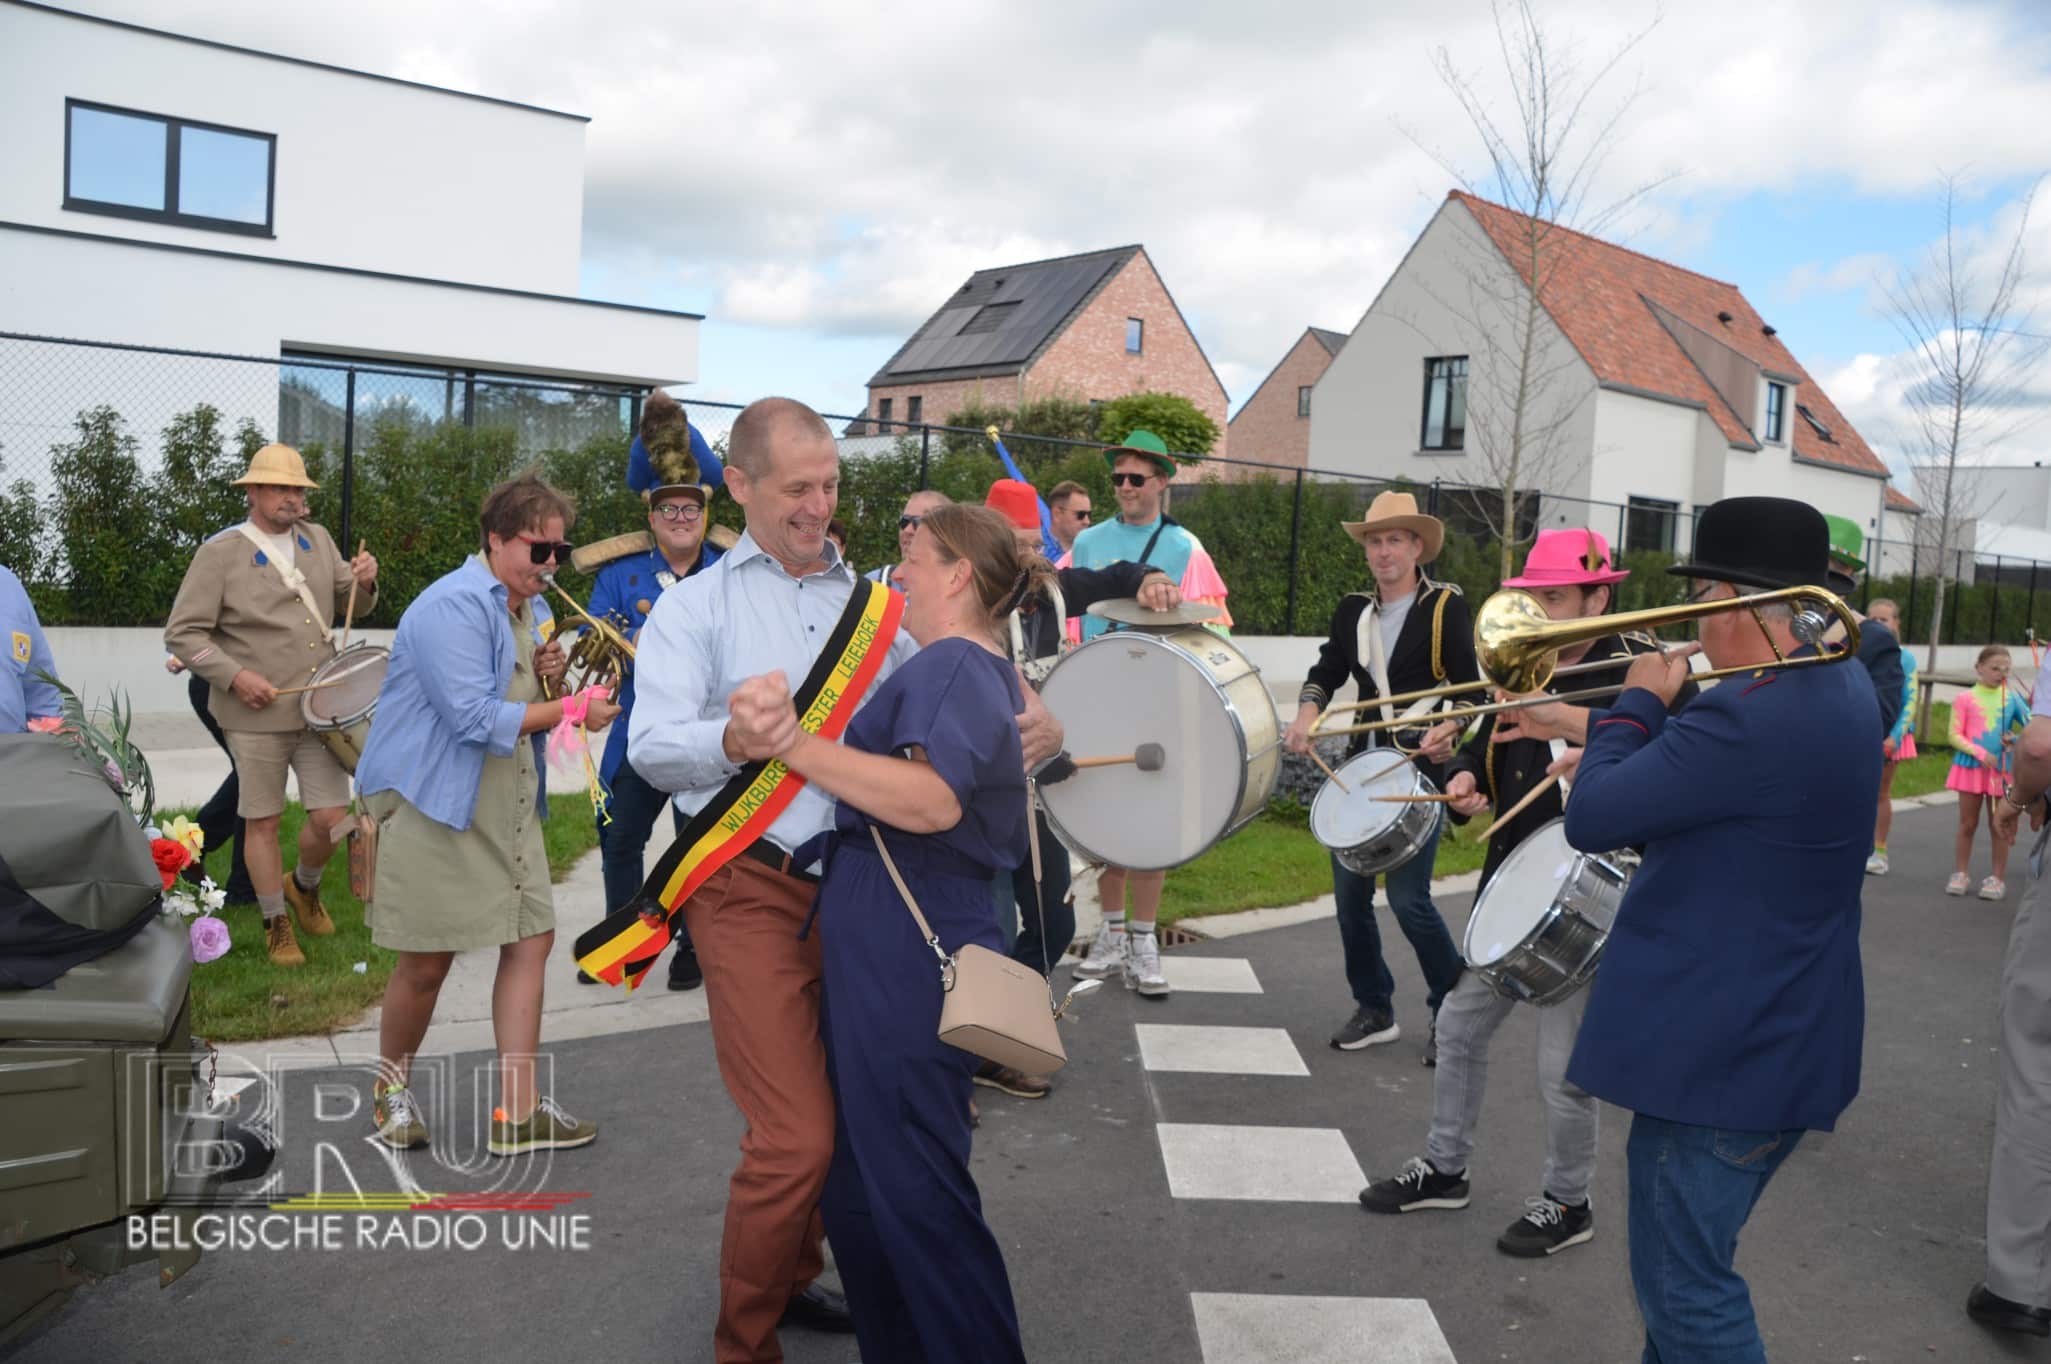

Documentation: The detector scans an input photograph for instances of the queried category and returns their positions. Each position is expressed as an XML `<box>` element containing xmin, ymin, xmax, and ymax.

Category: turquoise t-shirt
<box><xmin>1070</xmin><ymin>515</ymin><xmax>1199</xmax><ymax>641</ymax></box>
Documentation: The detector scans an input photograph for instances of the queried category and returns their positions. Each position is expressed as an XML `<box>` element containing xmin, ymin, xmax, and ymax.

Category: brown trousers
<box><xmin>685</xmin><ymin>855</ymin><xmax>832</xmax><ymax>1364</ymax></box>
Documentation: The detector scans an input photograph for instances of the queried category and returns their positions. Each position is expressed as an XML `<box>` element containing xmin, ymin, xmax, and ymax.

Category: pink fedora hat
<box><xmin>1502</xmin><ymin>528</ymin><xmax>1631</xmax><ymax>588</ymax></box>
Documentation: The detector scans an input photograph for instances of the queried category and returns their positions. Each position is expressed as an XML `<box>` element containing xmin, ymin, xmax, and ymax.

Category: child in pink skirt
<box><xmin>1947</xmin><ymin>644</ymin><xmax>2030</xmax><ymax>899</ymax></box>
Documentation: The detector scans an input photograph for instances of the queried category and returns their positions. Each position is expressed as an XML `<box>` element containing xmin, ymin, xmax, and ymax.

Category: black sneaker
<box><xmin>1331</xmin><ymin>1008</ymin><xmax>1400</xmax><ymax>1051</ymax></box>
<box><xmin>668</xmin><ymin>944</ymin><xmax>703</xmax><ymax>991</ymax></box>
<box><xmin>1968</xmin><ymin>1283</ymin><xmax>2051</xmax><ymax>1336</ymax></box>
<box><xmin>1497</xmin><ymin>1194</ymin><xmax>1594</xmax><ymax>1257</ymax></box>
<box><xmin>1359</xmin><ymin>1156</ymin><xmax>1470</xmax><ymax>1213</ymax></box>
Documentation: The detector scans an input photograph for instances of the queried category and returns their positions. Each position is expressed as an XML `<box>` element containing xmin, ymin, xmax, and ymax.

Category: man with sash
<box><xmin>165</xmin><ymin>443</ymin><xmax>377</xmax><ymax>968</ymax></box>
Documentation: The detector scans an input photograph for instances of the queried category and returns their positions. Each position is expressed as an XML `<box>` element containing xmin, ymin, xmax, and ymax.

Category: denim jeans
<box><xmin>598</xmin><ymin>758</ymin><xmax>692</xmax><ymax>954</ymax></box>
<box><xmin>1627</xmin><ymin>1113</ymin><xmax>1803</xmax><ymax>1363</ymax></box>
<box><xmin>1332</xmin><ymin>816</ymin><xmax>1463</xmax><ymax>1017</ymax></box>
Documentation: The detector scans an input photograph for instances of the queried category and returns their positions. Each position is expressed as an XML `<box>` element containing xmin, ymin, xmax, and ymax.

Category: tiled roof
<box><xmin>1449</xmin><ymin>191</ymin><xmax>1894</xmax><ymax>486</ymax></box>
<box><xmin>1885</xmin><ymin>484</ymin><xmax>1923</xmax><ymax>513</ymax></box>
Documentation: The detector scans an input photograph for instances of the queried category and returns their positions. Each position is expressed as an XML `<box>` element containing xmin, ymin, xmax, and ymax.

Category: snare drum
<box><xmin>1462</xmin><ymin>818</ymin><xmax>1629</xmax><ymax>1006</ymax></box>
<box><xmin>1310</xmin><ymin>750</ymin><xmax>1444</xmax><ymax>877</ymax></box>
<box><xmin>1037</xmin><ymin>626</ymin><xmax>1280</xmax><ymax>870</ymax></box>
<box><xmin>300</xmin><ymin>644</ymin><xmax>389</xmax><ymax>775</ymax></box>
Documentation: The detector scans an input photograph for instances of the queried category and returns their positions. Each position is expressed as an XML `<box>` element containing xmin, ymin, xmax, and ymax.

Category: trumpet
<box><xmin>541</xmin><ymin>571</ymin><xmax>637</xmax><ymax>697</ymax></box>
<box><xmin>1310</xmin><ymin>584</ymin><xmax>1861</xmax><ymax>741</ymax></box>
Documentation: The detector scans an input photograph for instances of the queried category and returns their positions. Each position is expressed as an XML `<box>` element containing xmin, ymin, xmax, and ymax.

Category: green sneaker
<box><xmin>373</xmin><ymin>1081</ymin><xmax>428</xmax><ymax>1150</ymax></box>
<box><xmin>489</xmin><ymin>1095</ymin><xmax>598</xmax><ymax>1156</ymax></box>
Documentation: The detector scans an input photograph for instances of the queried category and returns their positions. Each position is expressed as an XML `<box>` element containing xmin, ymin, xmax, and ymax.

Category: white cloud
<box><xmin>55</xmin><ymin>0</ymin><xmax>2051</xmax><ymax>419</ymax></box>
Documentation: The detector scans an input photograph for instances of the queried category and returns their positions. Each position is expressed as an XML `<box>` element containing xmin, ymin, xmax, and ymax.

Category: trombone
<box><xmin>1310</xmin><ymin>584</ymin><xmax>1861</xmax><ymax>741</ymax></box>
<box><xmin>540</xmin><ymin>571</ymin><xmax>637</xmax><ymax>698</ymax></box>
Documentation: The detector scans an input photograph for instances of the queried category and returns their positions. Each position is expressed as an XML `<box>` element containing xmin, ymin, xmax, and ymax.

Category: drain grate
<box><xmin>1062</xmin><ymin>920</ymin><xmax>1208</xmax><ymax>957</ymax></box>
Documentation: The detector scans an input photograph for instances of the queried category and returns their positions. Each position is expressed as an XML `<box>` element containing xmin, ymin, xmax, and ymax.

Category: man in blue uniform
<box><xmin>2</xmin><ymin>564</ymin><xmax>60</xmax><ymax>734</ymax></box>
<box><xmin>574</xmin><ymin>411</ymin><xmax>725</xmax><ymax>990</ymax></box>
<box><xmin>1562</xmin><ymin>496</ymin><xmax>1880</xmax><ymax>1362</ymax></box>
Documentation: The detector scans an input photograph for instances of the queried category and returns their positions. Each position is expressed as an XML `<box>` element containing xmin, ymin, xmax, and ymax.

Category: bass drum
<box><xmin>1036</xmin><ymin>626</ymin><xmax>1279</xmax><ymax>871</ymax></box>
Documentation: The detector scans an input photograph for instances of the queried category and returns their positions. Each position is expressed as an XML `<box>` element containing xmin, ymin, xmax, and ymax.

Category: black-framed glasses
<box><xmin>899</xmin><ymin>513</ymin><xmax>925</xmax><ymax>530</ymax></box>
<box><xmin>1110</xmin><ymin>472</ymin><xmax>1151</xmax><ymax>488</ymax></box>
<box><xmin>1072</xmin><ymin>508</ymin><xmax>1093</xmax><ymax>521</ymax></box>
<box><xmin>654</xmin><ymin>502</ymin><xmax>704</xmax><ymax>524</ymax></box>
<box><xmin>514</xmin><ymin>532</ymin><xmax>573</xmax><ymax>565</ymax></box>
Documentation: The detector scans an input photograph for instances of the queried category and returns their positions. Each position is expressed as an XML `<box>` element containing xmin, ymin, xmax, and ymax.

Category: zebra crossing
<box><xmin>1127</xmin><ymin>954</ymin><xmax>1461</xmax><ymax>1363</ymax></box>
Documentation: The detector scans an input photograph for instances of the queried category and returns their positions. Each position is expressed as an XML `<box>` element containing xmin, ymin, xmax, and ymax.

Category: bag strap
<box><xmin>869</xmin><ymin>824</ymin><xmax>952</xmax><ymax>972</ymax></box>
<box><xmin>233</xmin><ymin>523</ymin><xmax>332</xmax><ymax>644</ymax></box>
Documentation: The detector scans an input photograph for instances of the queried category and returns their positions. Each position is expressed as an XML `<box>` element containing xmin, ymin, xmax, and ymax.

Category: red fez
<box><xmin>985</xmin><ymin>478</ymin><xmax>1041</xmax><ymax>531</ymax></box>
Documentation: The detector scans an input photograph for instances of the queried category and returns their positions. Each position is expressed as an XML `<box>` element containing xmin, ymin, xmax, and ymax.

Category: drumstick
<box><xmin>1477</xmin><ymin>773</ymin><xmax>1562</xmax><ymax>842</ymax></box>
<box><xmin>1371</xmin><ymin>793</ymin><xmax>1458</xmax><ymax>803</ymax></box>
<box><xmin>339</xmin><ymin>538</ymin><xmax>367</xmax><ymax>652</ymax></box>
<box><xmin>274</xmin><ymin>678</ymin><xmax>348</xmax><ymax>697</ymax></box>
<box><xmin>1071</xmin><ymin>743</ymin><xmax>1167</xmax><ymax>771</ymax></box>
<box><xmin>1306</xmin><ymin>746</ymin><xmax>1350</xmax><ymax>794</ymax></box>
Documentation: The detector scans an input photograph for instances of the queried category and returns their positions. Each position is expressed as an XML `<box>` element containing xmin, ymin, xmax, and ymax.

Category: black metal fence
<box><xmin>0</xmin><ymin>329</ymin><xmax>2042</xmax><ymax>643</ymax></box>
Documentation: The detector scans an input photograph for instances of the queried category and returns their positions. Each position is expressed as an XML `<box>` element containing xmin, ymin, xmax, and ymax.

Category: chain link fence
<box><xmin>3</xmin><ymin>330</ymin><xmax>2044</xmax><ymax>643</ymax></box>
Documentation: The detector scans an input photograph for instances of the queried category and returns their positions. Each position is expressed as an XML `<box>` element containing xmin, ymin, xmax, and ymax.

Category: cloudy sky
<box><xmin>70</xmin><ymin>0</ymin><xmax>2051</xmax><ymax>478</ymax></box>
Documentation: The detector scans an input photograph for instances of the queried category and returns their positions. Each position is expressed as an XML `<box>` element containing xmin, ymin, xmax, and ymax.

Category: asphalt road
<box><xmin>6</xmin><ymin>800</ymin><xmax>2028</xmax><ymax>1363</ymax></box>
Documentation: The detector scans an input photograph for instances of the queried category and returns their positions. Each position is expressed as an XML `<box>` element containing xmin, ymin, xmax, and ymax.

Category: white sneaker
<box><xmin>1125</xmin><ymin>927</ymin><xmax>1170</xmax><ymax>998</ymax></box>
<box><xmin>1073</xmin><ymin>921</ymin><xmax>1125</xmax><ymax>979</ymax></box>
<box><xmin>1865</xmin><ymin>852</ymin><xmax>1888</xmax><ymax>876</ymax></box>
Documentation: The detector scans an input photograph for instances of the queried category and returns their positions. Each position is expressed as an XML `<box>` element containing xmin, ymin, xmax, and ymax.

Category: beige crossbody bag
<box><xmin>867</xmin><ymin>823</ymin><xmax>1068</xmax><ymax>1075</ymax></box>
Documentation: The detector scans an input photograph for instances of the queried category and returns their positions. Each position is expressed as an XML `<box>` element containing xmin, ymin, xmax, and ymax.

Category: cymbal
<box><xmin>1086</xmin><ymin>598</ymin><xmax>1222</xmax><ymax>627</ymax></box>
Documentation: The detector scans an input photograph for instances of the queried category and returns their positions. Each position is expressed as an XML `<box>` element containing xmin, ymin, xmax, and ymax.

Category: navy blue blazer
<box><xmin>1563</xmin><ymin>653</ymin><xmax>1881</xmax><ymax>1132</ymax></box>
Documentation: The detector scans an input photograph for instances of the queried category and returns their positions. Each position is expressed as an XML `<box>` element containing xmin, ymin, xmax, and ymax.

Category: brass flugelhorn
<box><xmin>1310</xmin><ymin>584</ymin><xmax>1861</xmax><ymax>741</ymax></box>
<box><xmin>540</xmin><ymin>571</ymin><xmax>637</xmax><ymax>696</ymax></box>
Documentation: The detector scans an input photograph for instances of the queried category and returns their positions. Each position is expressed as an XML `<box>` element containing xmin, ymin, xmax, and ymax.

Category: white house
<box><xmin>1310</xmin><ymin>190</ymin><xmax>1918</xmax><ymax>559</ymax></box>
<box><xmin>0</xmin><ymin>0</ymin><xmax>699</xmax><ymax>463</ymax></box>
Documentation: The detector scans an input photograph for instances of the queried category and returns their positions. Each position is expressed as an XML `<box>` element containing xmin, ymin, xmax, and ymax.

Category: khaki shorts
<box><xmin>224</xmin><ymin>727</ymin><xmax>353</xmax><ymax>819</ymax></box>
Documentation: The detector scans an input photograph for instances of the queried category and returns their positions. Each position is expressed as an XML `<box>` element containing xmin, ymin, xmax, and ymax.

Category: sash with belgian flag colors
<box><xmin>574</xmin><ymin>577</ymin><xmax>902</xmax><ymax>989</ymax></box>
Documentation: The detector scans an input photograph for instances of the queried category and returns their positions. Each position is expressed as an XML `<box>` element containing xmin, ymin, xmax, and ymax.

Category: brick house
<box><xmin>1224</xmin><ymin>326</ymin><xmax>1348</xmax><ymax>475</ymax></box>
<box><xmin>1311</xmin><ymin>190</ymin><xmax>1920</xmax><ymax>554</ymax></box>
<box><xmin>863</xmin><ymin>244</ymin><xmax>1230</xmax><ymax>458</ymax></box>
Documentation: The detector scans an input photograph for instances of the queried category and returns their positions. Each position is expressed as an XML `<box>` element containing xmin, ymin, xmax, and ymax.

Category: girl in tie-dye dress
<box><xmin>1947</xmin><ymin>644</ymin><xmax>2031</xmax><ymax>900</ymax></box>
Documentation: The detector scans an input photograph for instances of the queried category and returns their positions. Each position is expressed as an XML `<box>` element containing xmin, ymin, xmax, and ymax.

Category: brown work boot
<box><xmin>283</xmin><ymin>876</ymin><xmax>336</xmax><ymax>936</ymax></box>
<box><xmin>266</xmin><ymin>913</ymin><xmax>306</xmax><ymax>967</ymax></box>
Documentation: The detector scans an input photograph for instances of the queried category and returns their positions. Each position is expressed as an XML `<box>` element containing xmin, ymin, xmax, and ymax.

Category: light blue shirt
<box><xmin>355</xmin><ymin>556</ymin><xmax>553</xmax><ymax>831</ymax></box>
<box><xmin>629</xmin><ymin>529</ymin><xmax>916</xmax><ymax>858</ymax></box>
<box><xmin>1069</xmin><ymin>514</ymin><xmax>1199</xmax><ymax>640</ymax></box>
<box><xmin>1</xmin><ymin>565</ymin><xmax>60</xmax><ymax>733</ymax></box>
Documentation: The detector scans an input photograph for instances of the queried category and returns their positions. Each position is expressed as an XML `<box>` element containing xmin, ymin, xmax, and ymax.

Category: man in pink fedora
<box><xmin>1358</xmin><ymin>527</ymin><xmax>1697</xmax><ymax>1257</ymax></box>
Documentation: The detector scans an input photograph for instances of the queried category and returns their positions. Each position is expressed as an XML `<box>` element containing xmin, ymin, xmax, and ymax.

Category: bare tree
<box><xmin>1402</xmin><ymin>0</ymin><xmax>1670</xmax><ymax>576</ymax></box>
<box><xmin>1882</xmin><ymin>173</ymin><xmax>2045</xmax><ymax>699</ymax></box>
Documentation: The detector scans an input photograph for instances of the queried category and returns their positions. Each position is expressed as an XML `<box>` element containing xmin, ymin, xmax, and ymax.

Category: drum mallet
<box><xmin>1072</xmin><ymin>743</ymin><xmax>1167</xmax><ymax>772</ymax></box>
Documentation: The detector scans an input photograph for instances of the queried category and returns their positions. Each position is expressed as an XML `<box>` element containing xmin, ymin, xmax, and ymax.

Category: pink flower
<box><xmin>189</xmin><ymin>915</ymin><xmax>231</xmax><ymax>964</ymax></box>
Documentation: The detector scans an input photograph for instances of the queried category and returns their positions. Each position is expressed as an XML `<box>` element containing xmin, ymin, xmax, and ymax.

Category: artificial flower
<box><xmin>197</xmin><ymin>877</ymin><xmax>226</xmax><ymax>914</ymax></box>
<box><xmin>163</xmin><ymin>815</ymin><xmax>205</xmax><ymax>860</ymax></box>
<box><xmin>149</xmin><ymin>837</ymin><xmax>192</xmax><ymax>891</ymax></box>
<box><xmin>189</xmin><ymin>915</ymin><xmax>231</xmax><ymax>964</ymax></box>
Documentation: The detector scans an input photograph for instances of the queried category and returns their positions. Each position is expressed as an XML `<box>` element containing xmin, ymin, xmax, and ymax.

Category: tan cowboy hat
<box><xmin>1342</xmin><ymin>490</ymin><xmax>1443</xmax><ymax>561</ymax></box>
<box><xmin>232</xmin><ymin>442</ymin><xmax>319</xmax><ymax>489</ymax></box>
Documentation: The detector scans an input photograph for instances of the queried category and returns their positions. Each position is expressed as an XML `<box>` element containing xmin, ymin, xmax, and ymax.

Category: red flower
<box><xmin>150</xmin><ymin>837</ymin><xmax>192</xmax><ymax>891</ymax></box>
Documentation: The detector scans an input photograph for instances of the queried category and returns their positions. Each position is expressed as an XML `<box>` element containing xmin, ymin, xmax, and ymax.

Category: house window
<box><xmin>877</xmin><ymin>398</ymin><xmax>894</xmax><ymax>427</ymax></box>
<box><xmin>1297</xmin><ymin>385</ymin><xmax>1313</xmax><ymax>418</ymax></box>
<box><xmin>907</xmin><ymin>396</ymin><xmax>923</xmax><ymax>424</ymax></box>
<box><xmin>1420</xmin><ymin>356</ymin><xmax>1468</xmax><ymax>451</ymax></box>
<box><xmin>64</xmin><ymin>99</ymin><xmax>275</xmax><ymax>236</ymax></box>
<box><xmin>1764</xmin><ymin>382</ymin><xmax>1787</xmax><ymax>443</ymax></box>
<box><xmin>1126</xmin><ymin>318</ymin><xmax>1144</xmax><ymax>353</ymax></box>
<box><xmin>1797</xmin><ymin>403</ymin><xmax>1833</xmax><ymax>441</ymax></box>
<box><xmin>1626</xmin><ymin>496</ymin><xmax>1680</xmax><ymax>553</ymax></box>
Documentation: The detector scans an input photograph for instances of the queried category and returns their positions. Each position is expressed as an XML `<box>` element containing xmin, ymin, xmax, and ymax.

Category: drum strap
<box><xmin>573</xmin><ymin>577</ymin><xmax>904</xmax><ymax>989</ymax></box>
<box><xmin>1362</xmin><ymin>590</ymin><xmax>1449</xmax><ymax>737</ymax></box>
<box><xmin>233</xmin><ymin>523</ymin><xmax>331</xmax><ymax>645</ymax></box>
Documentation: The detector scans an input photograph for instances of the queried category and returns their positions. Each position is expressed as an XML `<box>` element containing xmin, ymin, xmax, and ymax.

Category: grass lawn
<box><xmin>167</xmin><ymin>797</ymin><xmax>602</xmax><ymax>1043</ymax></box>
<box><xmin>1159</xmin><ymin>709</ymin><xmax>1960</xmax><ymax>929</ymax></box>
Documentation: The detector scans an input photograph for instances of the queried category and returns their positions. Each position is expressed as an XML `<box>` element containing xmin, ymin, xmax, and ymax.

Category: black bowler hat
<box><xmin>1667</xmin><ymin>496</ymin><xmax>1831</xmax><ymax>592</ymax></box>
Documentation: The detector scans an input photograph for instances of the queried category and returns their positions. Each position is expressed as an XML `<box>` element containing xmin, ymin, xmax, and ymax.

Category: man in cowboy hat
<box><xmin>1359</xmin><ymin>528</ymin><xmax>1696</xmax><ymax>1259</ymax></box>
<box><xmin>1559</xmin><ymin>495</ymin><xmax>1879</xmax><ymax>1359</ymax></box>
<box><xmin>572</xmin><ymin>414</ymin><xmax>727</xmax><ymax>991</ymax></box>
<box><xmin>1068</xmin><ymin>430</ymin><xmax>1231</xmax><ymax>999</ymax></box>
<box><xmin>166</xmin><ymin>443</ymin><xmax>380</xmax><ymax>966</ymax></box>
<box><xmin>1283</xmin><ymin>489</ymin><xmax>1477</xmax><ymax>1061</ymax></box>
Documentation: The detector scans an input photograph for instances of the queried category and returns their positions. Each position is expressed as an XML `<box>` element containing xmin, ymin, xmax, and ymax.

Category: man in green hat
<box><xmin>1067</xmin><ymin>428</ymin><xmax>1231</xmax><ymax>1002</ymax></box>
<box><xmin>1822</xmin><ymin>513</ymin><xmax>1905</xmax><ymax>746</ymax></box>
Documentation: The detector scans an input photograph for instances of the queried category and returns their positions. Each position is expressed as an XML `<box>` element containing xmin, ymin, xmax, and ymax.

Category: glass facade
<box><xmin>278</xmin><ymin>353</ymin><xmax>633</xmax><ymax>459</ymax></box>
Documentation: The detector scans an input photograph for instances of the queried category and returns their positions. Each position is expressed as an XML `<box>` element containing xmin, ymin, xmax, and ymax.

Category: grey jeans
<box><xmin>1425</xmin><ymin>968</ymin><xmax>1598</xmax><ymax>1206</ymax></box>
<box><xmin>1986</xmin><ymin>823</ymin><xmax>2051</xmax><ymax>1307</ymax></box>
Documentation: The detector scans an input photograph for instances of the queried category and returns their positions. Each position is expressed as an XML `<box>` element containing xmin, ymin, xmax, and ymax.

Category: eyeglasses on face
<box><xmin>1071</xmin><ymin>508</ymin><xmax>1093</xmax><ymax>521</ymax></box>
<box><xmin>654</xmin><ymin>502</ymin><xmax>704</xmax><ymax>524</ymax></box>
<box><xmin>899</xmin><ymin>513</ymin><xmax>925</xmax><ymax>530</ymax></box>
<box><xmin>513</xmin><ymin>532</ymin><xmax>574</xmax><ymax>565</ymax></box>
<box><xmin>1110</xmin><ymin>472</ymin><xmax>1153</xmax><ymax>489</ymax></box>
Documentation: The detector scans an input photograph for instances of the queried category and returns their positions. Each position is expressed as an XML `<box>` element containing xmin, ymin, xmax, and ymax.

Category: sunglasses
<box><xmin>1110</xmin><ymin>472</ymin><xmax>1153</xmax><ymax>489</ymax></box>
<box><xmin>654</xmin><ymin>502</ymin><xmax>704</xmax><ymax>524</ymax></box>
<box><xmin>513</xmin><ymin>532</ymin><xmax>574</xmax><ymax>565</ymax></box>
<box><xmin>898</xmin><ymin>513</ymin><xmax>925</xmax><ymax>530</ymax></box>
<box><xmin>1072</xmin><ymin>508</ymin><xmax>1093</xmax><ymax>521</ymax></box>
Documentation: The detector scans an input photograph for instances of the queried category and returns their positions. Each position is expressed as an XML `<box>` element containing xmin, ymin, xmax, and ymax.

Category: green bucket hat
<box><xmin>1823</xmin><ymin>514</ymin><xmax>1865</xmax><ymax>572</ymax></box>
<box><xmin>1102</xmin><ymin>428</ymin><xmax>1178</xmax><ymax>478</ymax></box>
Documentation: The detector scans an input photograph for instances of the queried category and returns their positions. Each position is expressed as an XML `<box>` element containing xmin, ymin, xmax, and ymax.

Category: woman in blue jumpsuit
<box><xmin>726</xmin><ymin>503</ymin><xmax>1039</xmax><ymax>1363</ymax></box>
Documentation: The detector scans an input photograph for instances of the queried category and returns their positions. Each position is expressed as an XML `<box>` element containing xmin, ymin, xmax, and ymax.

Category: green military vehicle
<box><xmin>0</xmin><ymin>732</ymin><xmax>272</xmax><ymax>1346</ymax></box>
